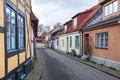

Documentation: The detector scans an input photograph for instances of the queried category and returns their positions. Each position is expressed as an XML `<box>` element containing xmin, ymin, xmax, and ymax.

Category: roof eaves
<box><xmin>100</xmin><ymin>0</ymin><xmax>108</xmax><ymax>5</ymax></box>
<box><xmin>83</xmin><ymin>15</ymin><xmax>120</xmax><ymax>30</ymax></box>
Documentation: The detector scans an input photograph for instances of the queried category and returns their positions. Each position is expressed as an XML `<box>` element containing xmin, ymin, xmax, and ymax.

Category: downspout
<box><xmin>79</xmin><ymin>30</ymin><xmax>83</xmax><ymax>56</ymax></box>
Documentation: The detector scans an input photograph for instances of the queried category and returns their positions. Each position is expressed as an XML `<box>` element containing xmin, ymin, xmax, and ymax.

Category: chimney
<box><xmin>98</xmin><ymin>0</ymin><xmax>103</xmax><ymax>3</ymax></box>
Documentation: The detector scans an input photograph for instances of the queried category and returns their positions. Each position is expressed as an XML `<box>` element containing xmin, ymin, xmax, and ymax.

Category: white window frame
<box><xmin>70</xmin><ymin>36</ymin><xmax>72</xmax><ymax>48</ymax></box>
<box><xmin>73</xmin><ymin>17</ymin><xmax>77</xmax><ymax>28</ymax></box>
<box><xmin>64</xmin><ymin>25</ymin><xmax>67</xmax><ymax>32</ymax></box>
<box><xmin>96</xmin><ymin>32</ymin><xmax>108</xmax><ymax>48</ymax></box>
<box><xmin>75</xmin><ymin>36</ymin><xmax>79</xmax><ymax>49</ymax></box>
<box><xmin>104</xmin><ymin>0</ymin><xmax>118</xmax><ymax>16</ymax></box>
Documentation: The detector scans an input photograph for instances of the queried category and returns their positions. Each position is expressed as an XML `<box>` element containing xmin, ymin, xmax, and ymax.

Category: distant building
<box><xmin>36</xmin><ymin>32</ymin><xmax>47</xmax><ymax>43</ymax></box>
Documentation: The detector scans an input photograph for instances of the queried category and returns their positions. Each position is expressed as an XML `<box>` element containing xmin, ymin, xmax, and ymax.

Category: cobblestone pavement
<box><xmin>25</xmin><ymin>49</ymin><xmax>43</xmax><ymax>80</ymax></box>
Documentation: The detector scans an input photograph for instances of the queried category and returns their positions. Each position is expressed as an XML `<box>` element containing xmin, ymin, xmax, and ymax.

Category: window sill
<box><xmin>8</xmin><ymin>49</ymin><xmax>18</xmax><ymax>53</ymax></box>
<box><xmin>75</xmin><ymin>48</ymin><xmax>79</xmax><ymax>49</ymax></box>
<box><xmin>96</xmin><ymin>47</ymin><xmax>108</xmax><ymax>49</ymax></box>
<box><xmin>19</xmin><ymin>48</ymin><xmax>26</xmax><ymax>53</ymax></box>
<box><xmin>7</xmin><ymin>50</ymin><xmax>19</xmax><ymax>58</ymax></box>
<box><xmin>7</xmin><ymin>48</ymin><xmax>26</xmax><ymax>58</ymax></box>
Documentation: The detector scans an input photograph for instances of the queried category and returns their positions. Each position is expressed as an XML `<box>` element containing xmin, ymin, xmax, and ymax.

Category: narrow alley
<box><xmin>38</xmin><ymin>45</ymin><xmax>119</xmax><ymax>80</ymax></box>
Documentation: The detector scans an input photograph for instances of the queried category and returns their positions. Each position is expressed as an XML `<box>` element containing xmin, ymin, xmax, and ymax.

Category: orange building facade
<box><xmin>82</xmin><ymin>0</ymin><xmax>120</xmax><ymax>70</ymax></box>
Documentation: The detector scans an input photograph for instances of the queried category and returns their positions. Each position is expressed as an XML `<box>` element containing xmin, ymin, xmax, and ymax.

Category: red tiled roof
<box><xmin>65</xmin><ymin>20</ymin><xmax>74</xmax><ymax>34</ymax></box>
<box><xmin>76</xmin><ymin>4</ymin><xmax>101</xmax><ymax>30</ymax></box>
<box><xmin>64</xmin><ymin>4</ymin><xmax>101</xmax><ymax>34</ymax></box>
<box><xmin>49</xmin><ymin>4</ymin><xmax>101</xmax><ymax>36</ymax></box>
<box><xmin>31</xmin><ymin>10</ymin><xmax>39</xmax><ymax>21</ymax></box>
<box><xmin>59</xmin><ymin>26</ymin><xmax>64</xmax><ymax>35</ymax></box>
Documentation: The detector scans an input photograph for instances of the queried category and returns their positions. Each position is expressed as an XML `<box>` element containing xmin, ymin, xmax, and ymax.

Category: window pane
<box><xmin>64</xmin><ymin>25</ymin><xmax>67</xmax><ymax>32</ymax></box>
<box><xmin>19</xmin><ymin>37</ymin><xmax>21</xmax><ymax>48</ymax></box>
<box><xmin>113</xmin><ymin>1</ymin><xmax>118</xmax><ymax>13</ymax></box>
<box><xmin>101</xmin><ymin>34</ymin><xmax>104</xmax><ymax>47</ymax></box>
<box><xmin>6</xmin><ymin>22</ymin><xmax>10</xmax><ymax>35</ymax></box>
<box><xmin>21</xmin><ymin>38</ymin><xmax>24</xmax><ymax>48</ymax></box>
<box><xmin>7</xmin><ymin>37</ymin><xmax>10</xmax><ymax>50</ymax></box>
<box><xmin>73</xmin><ymin>18</ymin><xmax>77</xmax><ymax>28</ymax></box>
<box><xmin>109</xmin><ymin>3</ymin><xmax>113</xmax><ymax>14</ymax></box>
<box><xmin>11</xmin><ymin>11</ymin><xmax>15</xmax><ymax>24</ymax></box>
<box><xmin>103</xmin><ymin>33</ymin><xmax>106</xmax><ymax>48</ymax></box>
<box><xmin>105</xmin><ymin>33</ymin><xmax>108</xmax><ymax>48</ymax></box>
<box><xmin>62</xmin><ymin>39</ymin><xmax>64</xmax><ymax>46</ymax></box>
<box><xmin>104</xmin><ymin>6</ymin><xmax>108</xmax><ymax>16</ymax></box>
<box><xmin>12</xmin><ymin>37</ymin><xmax>16</xmax><ymax>49</ymax></box>
<box><xmin>18</xmin><ymin>15</ymin><xmax>25</xmax><ymax>48</ymax></box>
<box><xmin>76</xmin><ymin>36</ymin><xmax>79</xmax><ymax>49</ymax></box>
<box><xmin>21</xmin><ymin>17</ymin><xmax>24</xmax><ymax>28</ymax></box>
<box><xmin>6</xmin><ymin>7</ymin><xmax>10</xmax><ymax>22</ymax></box>
<box><xmin>21</xmin><ymin>29</ymin><xmax>24</xmax><ymax>37</ymax></box>
<box><xmin>99</xmin><ymin>34</ymin><xmax>101</xmax><ymax>47</ymax></box>
<box><xmin>96</xmin><ymin>34</ymin><xmax>99</xmax><ymax>47</ymax></box>
<box><xmin>12</xmin><ymin>24</ymin><xmax>15</xmax><ymax>36</ymax></box>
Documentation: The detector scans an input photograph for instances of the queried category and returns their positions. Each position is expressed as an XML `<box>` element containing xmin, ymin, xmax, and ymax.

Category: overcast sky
<box><xmin>32</xmin><ymin>0</ymin><xmax>98</xmax><ymax>28</ymax></box>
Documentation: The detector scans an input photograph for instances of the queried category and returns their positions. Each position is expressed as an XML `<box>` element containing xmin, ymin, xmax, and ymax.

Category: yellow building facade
<box><xmin>58</xmin><ymin>35</ymin><xmax>67</xmax><ymax>52</ymax></box>
<box><xmin>0</xmin><ymin>0</ymin><xmax>32</xmax><ymax>80</ymax></box>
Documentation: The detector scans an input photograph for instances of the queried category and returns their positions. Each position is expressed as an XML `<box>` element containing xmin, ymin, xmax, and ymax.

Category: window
<box><xmin>8</xmin><ymin>74</ymin><xmax>16</xmax><ymax>80</ymax></box>
<box><xmin>21</xmin><ymin>66</ymin><xmax>26</xmax><ymax>79</ymax></box>
<box><xmin>57</xmin><ymin>40</ymin><xmax>59</xmax><ymax>46</ymax></box>
<box><xmin>64</xmin><ymin>25</ymin><xmax>67</xmax><ymax>32</ymax></box>
<box><xmin>70</xmin><ymin>36</ymin><xmax>72</xmax><ymax>48</ymax></box>
<box><xmin>73</xmin><ymin>17</ymin><xmax>77</xmax><ymax>28</ymax></box>
<box><xmin>96</xmin><ymin>32</ymin><xmax>108</xmax><ymax>48</ymax></box>
<box><xmin>6</xmin><ymin>6</ymin><xmax>16</xmax><ymax>50</ymax></box>
<box><xmin>18</xmin><ymin>15</ymin><xmax>25</xmax><ymax>49</ymax></box>
<box><xmin>6</xmin><ymin>5</ymin><xmax>25</xmax><ymax>52</ymax></box>
<box><xmin>62</xmin><ymin>39</ymin><xmax>64</xmax><ymax>46</ymax></box>
<box><xmin>75</xmin><ymin>36</ymin><xmax>79</xmax><ymax>49</ymax></box>
<box><xmin>104</xmin><ymin>0</ymin><xmax>118</xmax><ymax>16</ymax></box>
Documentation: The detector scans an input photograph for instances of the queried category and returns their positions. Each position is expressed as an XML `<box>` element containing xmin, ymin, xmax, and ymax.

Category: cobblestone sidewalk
<box><xmin>25</xmin><ymin>50</ymin><xmax>43</xmax><ymax>80</ymax></box>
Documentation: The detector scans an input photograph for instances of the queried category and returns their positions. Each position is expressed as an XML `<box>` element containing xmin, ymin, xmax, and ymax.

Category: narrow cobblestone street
<box><xmin>38</xmin><ymin>45</ymin><xmax>119</xmax><ymax>80</ymax></box>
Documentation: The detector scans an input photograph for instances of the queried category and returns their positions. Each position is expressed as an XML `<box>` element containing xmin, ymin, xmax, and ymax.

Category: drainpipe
<box><xmin>79</xmin><ymin>30</ymin><xmax>83</xmax><ymax>56</ymax></box>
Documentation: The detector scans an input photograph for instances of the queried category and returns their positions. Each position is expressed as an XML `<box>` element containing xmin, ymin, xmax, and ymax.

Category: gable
<box><xmin>82</xmin><ymin>8</ymin><xmax>102</xmax><ymax>30</ymax></box>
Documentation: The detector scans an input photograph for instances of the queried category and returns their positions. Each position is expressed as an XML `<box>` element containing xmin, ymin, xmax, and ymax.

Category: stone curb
<box><xmin>37</xmin><ymin>48</ymin><xmax>43</xmax><ymax>80</ymax></box>
<box><xmin>49</xmin><ymin>48</ymin><xmax>120</xmax><ymax>79</ymax></box>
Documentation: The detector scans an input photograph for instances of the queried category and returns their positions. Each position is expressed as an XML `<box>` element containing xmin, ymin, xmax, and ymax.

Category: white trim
<box><xmin>59</xmin><ymin>31</ymin><xmax>79</xmax><ymax>37</ymax></box>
